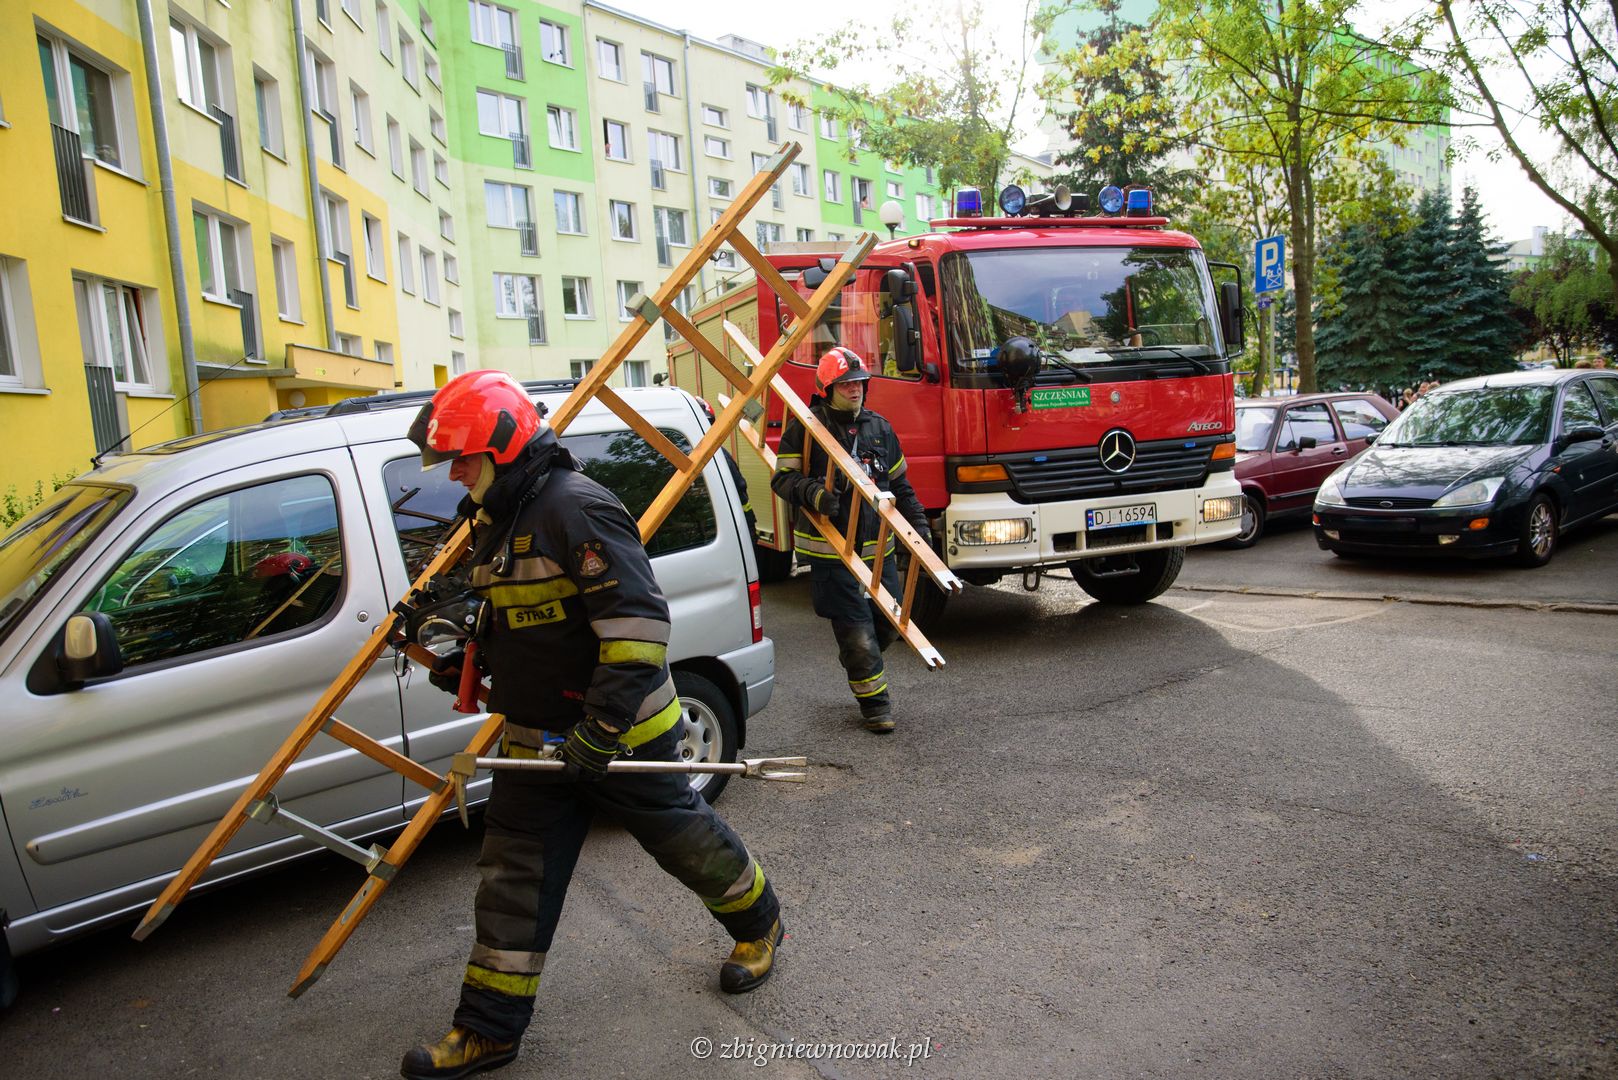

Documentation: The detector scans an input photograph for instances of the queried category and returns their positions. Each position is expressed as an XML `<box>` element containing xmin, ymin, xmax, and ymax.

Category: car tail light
<box><xmin>747</xmin><ymin>580</ymin><xmax>763</xmax><ymax>643</ymax></box>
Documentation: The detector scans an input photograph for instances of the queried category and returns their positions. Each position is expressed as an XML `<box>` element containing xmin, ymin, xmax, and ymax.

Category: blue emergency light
<box><xmin>1126</xmin><ymin>188</ymin><xmax>1153</xmax><ymax>216</ymax></box>
<box><xmin>955</xmin><ymin>187</ymin><xmax>983</xmax><ymax>217</ymax></box>
<box><xmin>1098</xmin><ymin>185</ymin><xmax>1125</xmax><ymax>214</ymax></box>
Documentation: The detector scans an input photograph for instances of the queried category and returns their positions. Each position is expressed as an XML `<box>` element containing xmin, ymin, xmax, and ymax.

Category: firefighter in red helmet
<box><xmin>399</xmin><ymin>370</ymin><xmax>782</xmax><ymax>1079</ymax></box>
<box><xmin>769</xmin><ymin>348</ymin><xmax>930</xmax><ymax>733</ymax></box>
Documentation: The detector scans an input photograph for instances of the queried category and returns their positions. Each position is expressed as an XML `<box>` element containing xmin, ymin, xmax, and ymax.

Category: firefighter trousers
<box><xmin>808</xmin><ymin>555</ymin><xmax>900</xmax><ymax>713</ymax></box>
<box><xmin>452</xmin><ymin>725</ymin><xmax>780</xmax><ymax>1042</ymax></box>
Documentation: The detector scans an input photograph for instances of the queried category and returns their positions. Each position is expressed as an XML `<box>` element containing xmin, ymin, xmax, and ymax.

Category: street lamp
<box><xmin>878</xmin><ymin>199</ymin><xmax>904</xmax><ymax>239</ymax></box>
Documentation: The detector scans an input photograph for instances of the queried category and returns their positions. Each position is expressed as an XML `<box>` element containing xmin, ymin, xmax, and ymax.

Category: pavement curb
<box><xmin>1170</xmin><ymin>581</ymin><xmax>1618</xmax><ymax>616</ymax></box>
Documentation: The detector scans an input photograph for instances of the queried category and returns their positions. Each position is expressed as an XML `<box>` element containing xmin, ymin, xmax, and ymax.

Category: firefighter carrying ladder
<box><xmin>130</xmin><ymin>142</ymin><xmax>959</xmax><ymax>996</ymax></box>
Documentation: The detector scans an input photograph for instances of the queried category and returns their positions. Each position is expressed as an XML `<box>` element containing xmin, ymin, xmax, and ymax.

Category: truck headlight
<box><xmin>956</xmin><ymin>518</ymin><xmax>1032</xmax><ymax>545</ymax></box>
<box><xmin>1201</xmin><ymin>496</ymin><xmax>1242</xmax><ymax>522</ymax></box>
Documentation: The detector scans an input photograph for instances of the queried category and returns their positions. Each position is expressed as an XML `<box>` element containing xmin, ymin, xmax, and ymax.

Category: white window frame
<box><xmin>0</xmin><ymin>257</ymin><xmax>42</xmax><ymax>388</ymax></box>
<box><xmin>791</xmin><ymin>162</ymin><xmax>810</xmax><ymax>196</ymax></box>
<box><xmin>476</xmin><ymin>89</ymin><xmax>525</xmax><ymax>140</ymax></box>
<box><xmin>554</xmin><ymin>190</ymin><xmax>585</xmax><ymax>235</ymax></box>
<box><xmin>40</xmin><ymin>30</ymin><xmax>134</xmax><ymax>175</ymax></box>
<box><xmin>615</xmin><ymin>280</ymin><xmax>641</xmax><ymax>322</ymax></box>
<box><xmin>254</xmin><ymin>68</ymin><xmax>285</xmax><ymax>157</ymax></box>
<box><xmin>341</xmin><ymin>0</ymin><xmax>364</xmax><ymax>28</ymax></box>
<box><xmin>570</xmin><ymin>359</ymin><xmax>595</xmax><ymax>380</ymax></box>
<box><xmin>350</xmin><ymin>82</ymin><xmax>373</xmax><ymax>154</ymax></box>
<box><xmin>270</xmin><ymin>237</ymin><xmax>302</xmax><ymax>322</ymax></box>
<box><xmin>623</xmin><ymin>360</ymin><xmax>648</xmax><ymax>387</ymax></box>
<box><xmin>796</xmin><ymin>227</ymin><xmax>815</xmax><ymax>242</ymax></box>
<box><xmin>708</xmin><ymin>176</ymin><xmax>732</xmax><ymax>200</ymax></box>
<box><xmin>654</xmin><ymin>205</ymin><xmax>688</xmax><ymax>247</ymax></box>
<box><xmin>399</xmin><ymin>29</ymin><xmax>419</xmax><ymax>89</ymax></box>
<box><xmin>602</xmin><ymin>119</ymin><xmax>630</xmax><ymax>161</ymax></box>
<box><xmin>74</xmin><ymin>275</ymin><xmax>154</xmax><ymax>390</ymax></box>
<box><xmin>448</xmin><ymin>308</ymin><xmax>464</xmax><ymax>338</ymax></box>
<box><xmin>745</xmin><ymin>84</ymin><xmax>769</xmax><ymax>119</ymax></box>
<box><xmin>193</xmin><ymin>207</ymin><xmax>245</xmax><ymax>302</ymax></box>
<box><xmin>648</xmin><ymin>130</ymin><xmax>682</xmax><ymax>171</ymax></box>
<box><xmin>439</xmin><ymin>209</ymin><xmax>454</xmax><ymax>241</ymax></box>
<box><xmin>823</xmin><ymin>169</ymin><xmax>841</xmax><ymax>202</ymax></box>
<box><xmin>561</xmin><ymin>276</ymin><xmax>592</xmax><ymax>319</ymax></box>
<box><xmin>409</xmin><ymin>137</ymin><xmax>429</xmax><ymax>195</ymax></box>
<box><xmin>641</xmin><ymin>52</ymin><xmax>675</xmax><ymax>97</ymax></box>
<box><xmin>788</xmin><ymin>101</ymin><xmax>808</xmax><ymax>131</ymax></box>
<box><xmin>376</xmin><ymin>340</ymin><xmax>395</xmax><ymax>368</ymax></box>
<box><xmin>420</xmin><ymin>247</ymin><xmax>440</xmax><ymax>304</ymax></box>
<box><xmin>429</xmin><ymin>106</ymin><xmax>446</xmax><ymax>144</ymax></box>
<box><xmin>493</xmin><ymin>272</ymin><xmax>539</xmax><ymax>318</ymax></box>
<box><xmin>886</xmin><ymin>179</ymin><xmax>903</xmax><ymax>198</ymax></box>
<box><xmin>434</xmin><ymin>150</ymin><xmax>449</xmax><ymax>187</ymax></box>
<box><xmin>539</xmin><ymin>20</ymin><xmax>571</xmax><ymax>66</ymax></box>
<box><xmin>397</xmin><ymin>232</ymin><xmax>415</xmax><ymax>294</ymax></box>
<box><xmin>597</xmin><ymin>39</ymin><xmax>623</xmax><ymax>81</ymax></box>
<box><xmin>169</xmin><ymin>17</ymin><xmax>222</xmax><ymax>114</ymax></box>
<box><xmin>547</xmin><ymin>104</ymin><xmax>578</xmax><ymax>151</ymax></box>
<box><xmin>819</xmin><ymin>114</ymin><xmax>838</xmax><ymax>139</ymax></box>
<box><xmin>469</xmin><ymin>1</ymin><xmax>519</xmax><ymax>50</ymax></box>
<box><xmin>387</xmin><ymin>116</ymin><xmax>404</xmax><ymax>177</ymax></box>
<box><xmin>376</xmin><ymin>1</ymin><xmax>393</xmax><ymax>61</ymax></box>
<box><xmin>608</xmin><ymin>199</ymin><xmax>637</xmax><ymax>241</ymax></box>
<box><xmin>443</xmin><ymin>253</ymin><xmax>459</xmax><ymax>283</ymax></box>
<box><xmin>484</xmin><ymin>181</ymin><xmax>532</xmax><ymax>229</ymax></box>
<box><xmin>362</xmin><ymin>213</ymin><xmax>386</xmax><ymax>281</ymax></box>
<box><xmin>701</xmin><ymin>104</ymin><xmax>727</xmax><ymax>128</ymax></box>
<box><xmin>704</xmin><ymin>135</ymin><xmax>730</xmax><ymax>160</ymax></box>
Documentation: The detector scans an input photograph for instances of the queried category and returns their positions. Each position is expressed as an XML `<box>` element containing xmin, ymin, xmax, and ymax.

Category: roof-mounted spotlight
<box><xmin>998</xmin><ymin>185</ymin><xmax>1027</xmax><ymax>216</ymax></box>
<box><xmin>1098</xmin><ymin>185</ymin><xmax>1125</xmax><ymax>215</ymax></box>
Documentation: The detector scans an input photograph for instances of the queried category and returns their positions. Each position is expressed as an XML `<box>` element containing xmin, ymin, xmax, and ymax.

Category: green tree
<box><xmin>1040</xmin><ymin>1</ymin><xmax>1196</xmax><ymax>209</ymax></box>
<box><xmin>1444</xmin><ymin>186</ymin><xmax>1527</xmax><ymax>374</ymax></box>
<box><xmin>1397</xmin><ymin>190</ymin><xmax>1458</xmax><ymax>381</ymax></box>
<box><xmin>768</xmin><ymin>0</ymin><xmax>1042</xmax><ymax>196</ymax></box>
<box><xmin>1436</xmin><ymin>0</ymin><xmax>1618</xmax><ymax>303</ymax></box>
<box><xmin>1512</xmin><ymin>233</ymin><xmax>1618</xmax><ymax>364</ymax></box>
<box><xmin>1315</xmin><ymin>220</ymin><xmax>1415</xmax><ymax>391</ymax></box>
<box><xmin>1128</xmin><ymin>0</ymin><xmax>1447</xmax><ymax>391</ymax></box>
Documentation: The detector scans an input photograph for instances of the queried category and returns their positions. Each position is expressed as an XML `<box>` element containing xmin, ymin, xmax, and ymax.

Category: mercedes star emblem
<box><xmin>1099</xmin><ymin>429</ymin><xmax>1136</xmax><ymax>473</ymax></box>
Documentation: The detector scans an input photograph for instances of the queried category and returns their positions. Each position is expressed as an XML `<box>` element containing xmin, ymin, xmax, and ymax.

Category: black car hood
<box><xmin>1338</xmin><ymin>444</ymin><xmax>1536</xmax><ymax>498</ymax></box>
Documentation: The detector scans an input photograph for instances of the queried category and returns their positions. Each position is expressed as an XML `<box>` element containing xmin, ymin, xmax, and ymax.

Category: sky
<box><xmin>621</xmin><ymin>0</ymin><xmax>1576</xmax><ymax>246</ymax></box>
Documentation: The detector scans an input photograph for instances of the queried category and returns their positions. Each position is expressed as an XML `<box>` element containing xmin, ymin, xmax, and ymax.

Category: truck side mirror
<box><xmin>58</xmin><ymin>612</ymin><xmax>124</xmax><ymax>687</ymax></box>
<box><xmin>1219</xmin><ymin>281</ymin><xmax>1245</xmax><ymax>354</ymax></box>
<box><xmin>799</xmin><ymin>257</ymin><xmax>838</xmax><ymax>290</ymax></box>
<box><xmin>884</xmin><ymin>269</ymin><xmax>921</xmax><ymax>374</ymax></box>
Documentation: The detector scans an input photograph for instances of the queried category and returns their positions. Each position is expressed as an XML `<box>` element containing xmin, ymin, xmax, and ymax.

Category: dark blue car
<box><xmin>1312</xmin><ymin>369</ymin><xmax>1618</xmax><ymax>566</ymax></box>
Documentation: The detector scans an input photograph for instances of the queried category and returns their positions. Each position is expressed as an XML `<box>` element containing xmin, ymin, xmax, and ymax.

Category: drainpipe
<box><xmin>681</xmin><ymin>32</ymin><xmax>706</xmax><ymax>303</ymax></box>
<box><xmin>134</xmin><ymin>0</ymin><xmax>202</xmax><ymax>434</ymax></box>
<box><xmin>290</xmin><ymin>0</ymin><xmax>337</xmax><ymax>350</ymax></box>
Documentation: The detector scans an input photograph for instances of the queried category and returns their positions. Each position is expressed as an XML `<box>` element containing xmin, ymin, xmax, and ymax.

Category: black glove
<box><xmin>909</xmin><ymin>515</ymin><xmax>931</xmax><ymax>539</ymax></box>
<box><xmin>428</xmin><ymin>648</ymin><xmax>466</xmax><ymax>694</ymax></box>
<box><xmin>561</xmin><ymin>716</ymin><xmax>622</xmax><ymax>781</ymax></box>
<box><xmin>808</xmin><ymin>485</ymin><xmax>841</xmax><ymax>518</ymax></box>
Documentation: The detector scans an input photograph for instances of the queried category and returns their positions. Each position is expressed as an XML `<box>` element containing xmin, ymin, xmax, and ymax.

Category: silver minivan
<box><xmin>0</xmin><ymin>384</ymin><xmax>772</xmax><ymax>998</ymax></box>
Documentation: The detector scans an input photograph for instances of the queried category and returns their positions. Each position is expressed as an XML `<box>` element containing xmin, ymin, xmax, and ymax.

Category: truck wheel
<box><xmin>754</xmin><ymin>543</ymin><xmax>793</xmax><ymax>583</ymax></box>
<box><xmin>673</xmin><ymin>671</ymin><xmax>738</xmax><ymax>804</ymax></box>
<box><xmin>1068</xmin><ymin>545</ymin><xmax>1186</xmax><ymax>605</ymax></box>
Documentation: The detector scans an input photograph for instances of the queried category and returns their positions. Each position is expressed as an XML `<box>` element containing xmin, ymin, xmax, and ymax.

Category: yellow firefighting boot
<box><xmin>399</xmin><ymin>1025</ymin><xmax>518</xmax><ymax>1080</ymax></box>
<box><xmin>719</xmin><ymin>918</ymin><xmax>784</xmax><ymax>994</ymax></box>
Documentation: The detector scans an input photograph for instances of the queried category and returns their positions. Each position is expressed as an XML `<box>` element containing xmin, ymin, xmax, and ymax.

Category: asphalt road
<box><xmin>3</xmin><ymin>533</ymin><xmax>1615</xmax><ymax>1079</ymax></box>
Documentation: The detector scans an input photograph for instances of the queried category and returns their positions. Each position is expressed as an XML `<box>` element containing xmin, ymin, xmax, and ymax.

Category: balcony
<box><xmin>518</xmin><ymin>221</ymin><xmax>538</xmax><ymax>256</ymax></box>
<box><xmin>643</xmin><ymin>82</ymin><xmax>659</xmax><ymax>113</ymax></box>
<box><xmin>51</xmin><ymin>124</ymin><xmax>95</xmax><ymax>224</ymax></box>
<box><xmin>228</xmin><ymin>287</ymin><xmax>259</xmax><ymax>360</ymax></box>
<box><xmin>511</xmin><ymin>133</ymin><xmax>531</xmax><ymax>169</ymax></box>
<box><xmin>210</xmin><ymin>105</ymin><xmax>243</xmax><ymax>183</ymax></box>
<box><xmin>503</xmin><ymin>43</ymin><xmax>524</xmax><ymax>80</ymax></box>
<box><xmin>526</xmin><ymin>311</ymin><xmax>546</xmax><ymax>344</ymax></box>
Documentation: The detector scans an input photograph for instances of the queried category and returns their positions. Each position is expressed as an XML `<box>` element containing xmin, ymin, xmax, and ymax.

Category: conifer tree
<box><xmin>1397</xmin><ymin>191</ymin><xmax>1458</xmax><ymax>383</ymax></box>
<box><xmin>1444</xmin><ymin>186</ymin><xmax>1525</xmax><ymax>376</ymax></box>
<box><xmin>1316</xmin><ymin>222</ymin><xmax>1412</xmax><ymax>390</ymax></box>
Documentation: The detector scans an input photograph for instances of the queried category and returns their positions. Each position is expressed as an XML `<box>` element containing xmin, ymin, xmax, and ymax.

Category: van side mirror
<box><xmin>1219</xmin><ymin>281</ymin><xmax>1245</xmax><ymax>354</ymax></box>
<box><xmin>58</xmin><ymin>612</ymin><xmax>123</xmax><ymax>687</ymax></box>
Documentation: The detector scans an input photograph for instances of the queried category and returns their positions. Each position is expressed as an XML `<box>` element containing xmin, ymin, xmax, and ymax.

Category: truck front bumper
<box><xmin>941</xmin><ymin>478</ymin><xmax>1243</xmax><ymax>572</ymax></box>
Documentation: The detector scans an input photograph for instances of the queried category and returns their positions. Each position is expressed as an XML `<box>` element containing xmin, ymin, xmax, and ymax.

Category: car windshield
<box><xmin>1378</xmin><ymin>385</ymin><xmax>1555</xmax><ymax>447</ymax></box>
<box><xmin>0</xmin><ymin>484</ymin><xmax>132</xmax><ymax>643</ymax></box>
<box><xmin>941</xmin><ymin>246</ymin><xmax>1224</xmax><ymax>386</ymax></box>
<box><xmin>1236</xmin><ymin>407</ymin><xmax>1277</xmax><ymax>451</ymax></box>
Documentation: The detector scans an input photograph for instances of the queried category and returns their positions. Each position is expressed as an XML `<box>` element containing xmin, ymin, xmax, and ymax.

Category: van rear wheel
<box><xmin>1068</xmin><ymin>545</ymin><xmax>1185</xmax><ymax>605</ymax></box>
<box><xmin>673</xmin><ymin>671</ymin><xmax>738</xmax><ymax>804</ymax></box>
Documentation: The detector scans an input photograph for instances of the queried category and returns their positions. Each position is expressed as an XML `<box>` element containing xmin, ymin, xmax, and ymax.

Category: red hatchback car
<box><xmin>1229</xmin><ymin>392</ymin><xmax>1401</xmax><ymax>546</ymax></box>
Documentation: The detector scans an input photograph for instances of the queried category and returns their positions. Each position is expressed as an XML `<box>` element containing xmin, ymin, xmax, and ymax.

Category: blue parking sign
<box><xmin>1255</xmin><ymin>235</ymin><xmax>1286</xmax><ymax>294</ymax></box>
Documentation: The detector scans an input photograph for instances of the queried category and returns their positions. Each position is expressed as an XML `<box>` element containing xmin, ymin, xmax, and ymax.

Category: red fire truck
<box><xmin>668</xmin><ymin>184</ymin><xmax>1247</xmax><ymax>614</ymax></box>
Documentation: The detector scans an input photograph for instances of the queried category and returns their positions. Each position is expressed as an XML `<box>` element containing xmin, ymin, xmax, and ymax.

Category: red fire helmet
<box><xmin>408</xmin><ymin>369</ymin><xmax>540</xmax><ymax>467</ymax></box>
<box><xmin>814</xmin><ymin>347</ymin><xmax>872</xmax><ymax>393</ymax></box>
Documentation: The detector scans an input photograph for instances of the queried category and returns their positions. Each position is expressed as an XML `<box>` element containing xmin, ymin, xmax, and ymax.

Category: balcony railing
<box><xmin>771</xmin><ymin>185</ymin><xmax>783</xmax><ymax>211</ymax></box>
<box><xmin>649</xmin><ymin>160</ymin><xmax>665</xmax><ymax>190</ymax></box>
<box><xmin>643</xmin><ymin>82</ymin><xmax>659</xmax><ymax>113</ymax></box>
<box><xmin>526</xmin><ymin>311</ymin><xmax>546</xmax><ymax>344</ymax></box>
<box><xmin>765</xmin><ymin>114</ymin><xmax>777</xmax><ymax>142</ymax></box>
<box><xmin>655</xmin><ymin>234</ymin><xmax>671</xmax><ymax>267</ymax></box>
<box><xmin>210</xmin><ymin>105</ymin><xmax>243</xmax><ymax>183</ymax></box>
<box><xmin>503</xmin><ymin>44</ymin><xmax>524</xmax><ymax>81</ymax></box>
<box><xmin>228</xmin><ymin>287</ymin><xmax>258</xmax><ymax>360</ymax></box>
<box><xmin>511</xmin><ymin>134</ymin><xmax>531</xmax><ymax>169</ymax></box>
<box><xmin>51</xmin><ymin>124</ymin><xmax>94</xmax><ymax>223</ymax></box>
<box><xmin>331</xmin><ymin>251</ymin><xmax>358</xmax><ymax>308</ymax></box>
<box><xmin>84</xmin><ymin>364</ymin><xmax>122</xmax><ymax>454</ymax></box>
<box><xmin>518</xmin><ymin>221</ymin><xmax>538</xmax><ymax>256</ymax></box>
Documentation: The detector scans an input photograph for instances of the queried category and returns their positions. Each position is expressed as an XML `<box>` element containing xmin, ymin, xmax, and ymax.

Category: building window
<box><xmin>336</xmin><ymin>332</ymin><xmax>363</xmax><ymax>356</ymax></box>
<box><xmin>169</xmin><ymin>18</ymin><xmax>224</xmax><ymax>113</ymax></box>
<box><xmin>410</xmin><ymin>138</ymin><xmax>429</xmax><ymax>194</ymax></box>
<box><xmin>823</xmin><ymin>169</ymin><xmax>841</xmax><ymax>202</ymax></box>
<box><xmin>363</xmin><ymin>213</ymin><xmax>386</xmax><ymax>280</ymax></box>
<box><xmin>648</xmin><ymin>130</ymin><xmax>682</xmax><ymax>171</ymax></box>
<box><xmin>609</xmin><ymin>199</ymin><xmax>637</xmax><ymax>240</ymax></box>
<box><xmin>451</xmin><ymin>350</ymin><xmax>466</xmax><ymax>374</ymax></box>
<box><xmin>756</xmin><ymin>221</ymin><xmax>783</xmax><ymax>247</ymax></box>
<box><xmin>796</xmin><ymin>227</ymin><xmax>815</xmax><ymax>242</ymax></box>
<box><xmin>484</xmin><ymin>181</ymin><xmax>532</xmax><ymax>228</ymax></box>
<box><xmin>641</xmin><ymin>52</ymin><xmax>676</xmax><ymax>98</ymax></box>
<box><xmin>341</xmin><ymin>0</ymin><xmax>364</xmax><ymax>27</ymax></box>
<box><xmin>653</xmin><ymin>206</ymin><xmax>687</xmax><ymax>266</ymax></box>
<box><xmin>708</xmin><ymin>177</ymin><xmax>732</xmax><ymax>200</ymax></box>
<box><xmin>884</xmin><ymin>158</ymin><xmax>902</xmax><ymax>174</ymax></box>
<box><xmin>819</xmin><ymin>114</ymin><xmax>838</xmax><ymax>139</ymax></box>
<box><xmin>597</xmin><ymin>39</ymin><xmax>623</xmax><ymax>81</ymax></box>
<box><xmin>663</xmin><ymin>285</ymin><xmax>694</xmax><ymax>344</ymax></box>
<box><xmin>397</xmin><ymin>233</ymin><xmax>415</xmax><ymax>293</ymax></box>
<box><xmin>73</xmin><ymin>276</ymin><xmax>153</xmax><ymax>389</ymax></box>
<box><xmin>387</xmin><ymin>116</ymin><xmax>404</xmax><ymax>177</ymax></box>
<box><xmin>603</xmin><ymin>119</ymin><xmax>630</xmax><ymax>161</ymax></box>
<box><xmin>704</xmin><ymin>135</ymin><xmax>730</xmax><ymax>159</ymax></box>
<box><xmin>448</xmin><ymin>308</ymin><xmax>464</xmax><ymax>338</ymax></box>
<box><xmin>429</xmin><ymin>106</ymin><xmax>446</xmax><ymax>144</ymax></box>
<box><xmin>745</xmin><ymin>84</ymin><xmax>770</xmax><ymax>119</ymax></box>
<box><xmin>547</xmin><ymin>105</ymin><xmax>578</xmax><ymax>150</ymax></box>
<box><xmin>320</xmin><ymin>190</ymin><xmax>353</xmax><ymax>266</ymax></box>
<box><xmin>554</xmin><ymin>190</ymin><xmax>585</xmax><ymax>235</ymax></box>
<box><xmin>193</xmin><ymin>208</ymin><xmax>247</xmax><ymax>302</ymax></box>
<box><xmin>788</xmin><ymin>102</ymin><xmax>809</xmax><ymax>131</ymax></box>
<box><xmin>439</xmin><ymin>210</ymin><xmax>454</xmax><ymax>241</ymax></box>
<box><xmin>350</xmin><ymin>83</ymin><xmax>373</xmax><ymax>153</ymax></box>
<box><xmin>444</xmin><ymin>254</ymin><xmax>459</xmax><ymax>283</ymax></box>
<box><xmin>399</xmin><ymin>29</ymin><xmax>419</xmax><ymax>89</ymax></box>
<box><xmin>570</xmin><ymin>359</ymin><xmax>594</xmax><ymax>380</ymax></box>
<box><xmin>254</xmin><ymin>69</ymin><xmax>285</xmax><ymax>156</ymax></box>
<box><xmin>420</xmin><ymin>248</ymin><xmax>439</xmax><ymax>304</ymax></box>
<box><xmin>469</xmin><ymin>1</ymin><xmax>519</xmax><ymax>49</ymax></box>
<box><xmin>540</xmin><ymin>20</ymin><xmax>570</xmax><ymax>65</ymax></box>
<box><xmin>376</xmin><ymin>341</ymin><xmax>395</xmax><ymax>371</ymax></box>
<box><xmin>561</xmin><ymin>276</ymin><xmax>592</xmax><ymax>318</ymax></box>
<box><xmin>623</xmin><ymin>360</ymin><xmax>648</xmax><ymax>387</ymax></box>
<box><xmin>376</xmin><ymin>1</ymin><xmax>392</xmax><ymax>60</ymax></box>
<box><xmin>39</xmin><ymin>30</ymin><xmax>131</xmax><ymax>172</ymax></box>
<box><xmin>853</xmin><ymin>177</ymin><xmax>873</xmax><ymax>210</ymax></box>
<box><xmin>493</xmin><ymin>272</ymin><xmax>539</xmax><ymax>318</ymax></box>
<box><xmin>702</xmin><ymin>104</ymin><xmax>727</xmax><ymax>127</ymax></box>
<box><xmin>434</xmin><ymin>151</ymin><xmax>449</xmax><ymax>187</ymax></box>
<box><xmin>915</xmin><ymin>193</ymin><xmax>934</xmax><ymax>220</ymax></box>
<box><xmin>616</xmin><ymin>280</ymin><xmax>641</xmax><ymax>322</ymax></box>
<box><xmin>270</xmin><ymin>237</ymin><xmax>301</xmax><ymax>321</ymax></box>
<box><xmin>476</xmin><ymin>89</ymin><xmax>525</xmax><ymax>141</ymax></box>
<box><xmin>886</xmin><ymin>180</ymin><xmax>903</xmax><ymax>198</ymax></box>
<box><xmin>791</xmin><ymin>162</ymin><xmax>810</xmax><ymax>196</ymax></box>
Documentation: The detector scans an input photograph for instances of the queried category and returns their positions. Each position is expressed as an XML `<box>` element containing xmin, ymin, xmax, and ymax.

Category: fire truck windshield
<box><xmin>941</xmin><ymin>246</ymin><xmax>1225</xmax><ymax>386</ymax></box>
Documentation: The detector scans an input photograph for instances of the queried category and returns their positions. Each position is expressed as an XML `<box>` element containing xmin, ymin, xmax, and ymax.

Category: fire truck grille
<box><xmin>1002</xmin><ymin>439</ymin><xmax>1215</xmax><ymax>504</ymax></box>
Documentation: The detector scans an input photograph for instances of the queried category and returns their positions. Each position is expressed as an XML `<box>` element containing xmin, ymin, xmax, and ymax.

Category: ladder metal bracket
<box><xmin>246</xmin><ymin>794</ymin><xmax>383</xmax><ymax>873</ymax></box>
<box><xmin>627</xmin><ymin>292</ymin><xmax>662</xmax><ymax>325</ymax></box>
<box><xmin>762</xmin><ymin>148</ymin><xmax>790</xmax><ymax>173</ymax></box>
<box><xmin>840</xmin><ymin>237</ymin><xmax>870</xmax><ymax>267</ymax></box>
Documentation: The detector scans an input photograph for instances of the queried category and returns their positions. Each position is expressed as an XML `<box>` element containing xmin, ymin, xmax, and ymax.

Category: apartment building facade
<box><xmin>1</xmin><ymin>0</ymin><xmax>970</xmax><ymax>500</ymax></box>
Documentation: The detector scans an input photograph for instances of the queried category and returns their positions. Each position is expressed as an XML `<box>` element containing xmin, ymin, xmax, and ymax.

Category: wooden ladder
<box><xmin>128</xmin><ymin>143</ymin><xmax>939</xmax><ymax>995</ymax></box>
